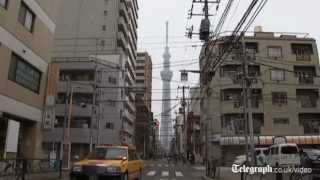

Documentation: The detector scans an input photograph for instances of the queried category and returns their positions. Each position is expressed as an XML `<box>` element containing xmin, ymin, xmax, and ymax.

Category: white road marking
<box><xmin>165</xmin><ymin>164</ymin><xmax>169</xmax><ymax>167</ymax></box>
<box><xmin>175</xmin><ymin>171</ymin><xmax>183</xmax><ymax>177</ymax></box>
<box><xmin>146</xmin><ymin>170</ymin><xmax>156</xmax><ymax>176</ymax></box>
<box><xmin>158</xmin><ymin>164</ymin><xmax>162</xmax><ymax>167</ymax></box>
<box><xmin>193</xmin><ymin>166</ymin><xmax>206</xmax><ymax>170</ymax></box>
<box><xmin>161</xmin><ymin>171</ymin><xmax>169</xmax><ymax>177</ymax></box>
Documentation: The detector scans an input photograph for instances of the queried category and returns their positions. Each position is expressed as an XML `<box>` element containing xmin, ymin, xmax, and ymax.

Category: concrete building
<box><xmin>135</xmin><ymin>52</ymin><xmax>153</xmax><ymax>157</ymax></box>
<box><xmin>186</xmin><ymin>87</ymin><xmax>201</xmax><ymax>157</ymax></box>
<box><xmin>0</xmin><ymin>0</ymin><xmax>61</xmax><ymax>158</ymax></box>
<box><xmin>200</xmin><ymin>30</ymin><xmax>320</xmax><ymax>165</ymax></box>
<box><xmin>42</xmin><ymin>0</ymin><xmax>139</xmax><ymax>158</ymax></box>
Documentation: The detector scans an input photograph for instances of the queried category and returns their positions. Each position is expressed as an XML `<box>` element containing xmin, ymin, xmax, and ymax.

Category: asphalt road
<box><xmin>142</xmin><ymin>159</ymin><xmax>205</xmax><ymax>180</ymax></box>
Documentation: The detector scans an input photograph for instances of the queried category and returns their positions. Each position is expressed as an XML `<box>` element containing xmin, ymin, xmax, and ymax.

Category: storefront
<box><xmin>0</xmin><ymin>112</ymin><xmax>40</xmax><ymax>158</ymax></box>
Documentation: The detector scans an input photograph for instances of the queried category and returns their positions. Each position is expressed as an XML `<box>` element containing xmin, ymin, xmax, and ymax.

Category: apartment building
<box><xmin>186</xmin><ymin>87</ymin><xmax>201</xmax><ymax>157</ymax></box>
<box><xmin>135</xmin><ymin>52</ymin><xmax>153</xmax><ymax>157</ymax></box>
<box><xmin>0</xmin><ymin>0</ymin><xmax>61</xmax><ymax>158</ymax></box>
<box><xmin>42</xmin><ymin>0</ymin><xmax>139</xmax><ymax>158</ymax></box>
<box><xmin>200</xmin><ymin>29</ymin><xmax>320</xmax><ymax>165</ymax></box>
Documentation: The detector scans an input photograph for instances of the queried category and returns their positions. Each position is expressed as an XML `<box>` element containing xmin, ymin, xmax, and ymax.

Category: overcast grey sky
<box><xmin>137</xmin><ymin>0</ymin><xmax>320</xmax><ymax>119</ymax></box>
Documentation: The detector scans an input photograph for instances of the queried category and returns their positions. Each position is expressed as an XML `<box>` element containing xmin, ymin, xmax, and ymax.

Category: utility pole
<box><xmin>186</xmin><ymin>0</ymin><xmax>220</xmax><ymax>42</ymax></box>
<box><xmin>178</xmin><ymin>86</ymin><xmax>189</xmax><ymax>126</ymax></box>
<box><xmin>61</xmin><ymin>77</ymin><xmax>70</xmax><ymax>170</ymax></box>
<box><xmin>240</xmin><ymin>34</ymin><xmax>255</xmax><ymax>166</ymax></box>
<box><xmin>178</xmin><ymin>86</ymin><xmax>189</xmax><ymax>156</ymax></box>
<box><xmin>90</xmin><ymin>59</ymin><xmax>98</xmax><ymax>152</ymax></box>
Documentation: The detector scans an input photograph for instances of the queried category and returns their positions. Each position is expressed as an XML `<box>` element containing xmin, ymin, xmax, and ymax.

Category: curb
<box><xmin>201</xmin><ymin>175</ymin><xmax>216</xmax><ymax>180</ymax></box>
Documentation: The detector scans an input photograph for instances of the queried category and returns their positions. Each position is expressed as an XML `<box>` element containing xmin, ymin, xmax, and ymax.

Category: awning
<box><xmin>219</xmin><ymin>135</ymin><xmax>320</xmax><ymax>146</ymax></box>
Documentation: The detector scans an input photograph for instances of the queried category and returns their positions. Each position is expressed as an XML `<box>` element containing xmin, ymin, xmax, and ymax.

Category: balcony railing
<box><xmin>296</xmin><ymin>54</ymin><xmax>311</xmax><ymax>61</ymax></box>
<box><xmin>298</xmin><ymin>76</ymin><xmax>314</xmax><ymax>84</ymax></box>
<box><xmin>233</xmin><ymin>99</ymin><xmax>260</xmax><ymax>108</ymax></box>
<box><xmin>299</xmin><ymin>100</ymin><xmax>318</xmax><ymax>108</ymax></box>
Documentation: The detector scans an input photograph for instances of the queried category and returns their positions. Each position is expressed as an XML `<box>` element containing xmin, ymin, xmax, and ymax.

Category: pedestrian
<box><xmin>210</xmin><ymin>157</ymin><xmax>217</xmax><ymax>178</ymax></box>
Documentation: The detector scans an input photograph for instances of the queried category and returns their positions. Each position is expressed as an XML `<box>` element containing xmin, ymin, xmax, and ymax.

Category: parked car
<box><xmin>70</xmin><ymin>145</ymin><xmax>143</xmax><ymax>180</ymax></box>
<box><xmin>233</xmin><ymin>148</ymin><xmax>269</xmax><ymax>166</ymax></box>
<box><xmin>268</xmin><ymin>143</ymin><xmax>301</xmax><ymax>167</ymax></box>
<box><xmin>301</xmin><ymin>149</ymin><xmax>320</xmax><ymax>174</ymax></box>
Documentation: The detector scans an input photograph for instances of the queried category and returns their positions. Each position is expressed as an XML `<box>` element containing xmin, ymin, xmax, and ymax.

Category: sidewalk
<box><xmin>0</xmin><ymin>171</ymin><xmax>69</xmax><ymax>180</ymax></box>
<box><xmin>201</xmin><ymin>167</ymin><xmax>315</xmax><ymax>180</ymax></box>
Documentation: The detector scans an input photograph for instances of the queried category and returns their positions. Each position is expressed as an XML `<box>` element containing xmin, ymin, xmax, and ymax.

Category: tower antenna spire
<box><xmin>166</xmin><ymin>21</ymin><xmax>169</xmax><ymax>47</ymax></box>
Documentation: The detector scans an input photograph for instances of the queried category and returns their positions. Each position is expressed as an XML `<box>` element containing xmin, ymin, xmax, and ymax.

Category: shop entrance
<box><xmin>0</xmin><ymin>119</ymin><xmax>8</xmax><ymax>158</ymax></box>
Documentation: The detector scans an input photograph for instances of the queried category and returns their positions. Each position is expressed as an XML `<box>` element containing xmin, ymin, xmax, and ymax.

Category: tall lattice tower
<box><xmin>160</xmin><ymin>21</ymin><xmax>173</xmax><ymax>151</ymax></box>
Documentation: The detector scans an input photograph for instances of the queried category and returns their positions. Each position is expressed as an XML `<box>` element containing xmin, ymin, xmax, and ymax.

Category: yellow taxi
<box><xmin>70</xmin><ymin>145</ymin><xmax>144</xmax><ymax>180</ymax></box>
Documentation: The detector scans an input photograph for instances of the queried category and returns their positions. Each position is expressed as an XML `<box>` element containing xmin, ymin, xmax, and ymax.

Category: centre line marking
<box><xmin>161</xmin><ymin>171</ymin><xmax>169</xmax><ymax>177</ymax></box>
<box><xmin>146</xmin><ymin>170</ymin><xmax>156</xmax><ymax>176</ymax></box>
<box><xmin>175</xmin><ymin>171</ymin><xmax>183</xmax><ymax>177</ymax></box>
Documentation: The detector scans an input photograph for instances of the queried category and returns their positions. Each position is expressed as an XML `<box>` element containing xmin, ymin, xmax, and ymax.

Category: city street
<box><xmin>54</xmin><ymin>159</ymin><xmax>205</xmax><ymax>180</ymax></box>
<box><xmin>142</xmin><ymin>160</ymin><xmax>205</xmax><ymax>180</ymax></box>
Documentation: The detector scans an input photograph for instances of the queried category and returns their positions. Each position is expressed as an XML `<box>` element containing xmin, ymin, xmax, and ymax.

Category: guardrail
<box><xmin>0</xmin><ymin>158</ymin><xmax>62</xmax><ymax>180</ymax></box>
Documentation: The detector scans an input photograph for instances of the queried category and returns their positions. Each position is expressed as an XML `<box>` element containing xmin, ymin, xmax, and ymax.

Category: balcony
<box><xmin>221</xmin><ymin>99</ymin><xmax>262</xmax><ymax>114</ymax></box>
<box><xmin>124</xmin><ymin>95</ymin><xmax>135</xmax><ymax>112</ymax></box>
<box><xmin>291</xmin><ymin>43</ymin><xmax>314</xmax><ymax>61</ymax></box>
<box><xmin>58</xmin><ymin>81</ymin><xmax>93</xmax><ymax>93</ymax></box>
<box><xmin>297</xmin><ymin>89</ymin><xmax>319</xmax><ymax>112</ymax></box>
<box><xmin>123</xmin><ymin>109</ymin><xmax>135</xmax><ymax>124</ymax></box>
<box><xmin>297</xmin><ymin>99</ymin><xmax>319</xmax><ymax>113</ymax></box>
<box><xmin>296</xmin><ymin>54</ymin><xmax>311</xmax><ymax>61</ymax></box>
<box><xmin>55</xmin><ymin>104</ymin><xmax>93</xmax><ymax>117</ymax></box>
<box><xmin>298</xmin><ymin>76</ymin><xmax>314</xmax><ymax>84</ymax></box>
<box><xmin>298</xmin><ymin>100</ymin><xmax>317</xmax><ymax>108</ymax></box>
<box><xmin>123</xmin><ymin>121</ymin><xmax>134</xmax><ymax>135</ymax></box>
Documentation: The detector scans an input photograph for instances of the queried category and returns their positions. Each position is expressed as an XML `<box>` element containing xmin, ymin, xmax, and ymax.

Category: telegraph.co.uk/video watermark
<box><xmin>232</xmin><ymin>164</ymin><xmax>313</xmax><ymax>175</ymax></box>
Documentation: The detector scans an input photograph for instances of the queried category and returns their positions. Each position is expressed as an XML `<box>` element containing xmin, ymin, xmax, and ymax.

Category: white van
<box><xmin>268</xmin><ymin>143</ymin><xmax>301</xmax><ymax>167</ymax></box>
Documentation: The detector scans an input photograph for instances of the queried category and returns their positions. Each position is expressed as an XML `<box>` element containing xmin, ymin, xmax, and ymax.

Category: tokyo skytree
<box><xmin>160</xmin><ymin>21</ymin><xmax>173</xmax><ymax>151</ymax></box>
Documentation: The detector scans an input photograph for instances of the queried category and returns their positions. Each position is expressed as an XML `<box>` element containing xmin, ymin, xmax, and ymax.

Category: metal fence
<box><xmin>0</xmin><ymin>159</ymin><xmax>62</xmax><ymax>180</ymax></box>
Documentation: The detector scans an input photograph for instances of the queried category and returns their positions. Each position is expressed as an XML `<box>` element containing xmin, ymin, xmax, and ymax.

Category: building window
<box><xmin>137</xmin><ymin>60</ymin><xmax>145</xmax><ymax>64</ymax></box>
<box><xmin>273</xmin><ymin>118</ymin><xmax>289</xmax><ymax>124</ymax></box>
<box><xmin>270</xmin><ymin>69</ymin><xmax>285</xmax><ymax>81</ymax></box>
<box><xmin>71</xmin><ymin>117</ymin><xmax>91</xmax><ymax>128</ymax></box>
<box><xmin>268</xmin><ymin>46</ymin><xmax>282</xmax><ymax>58</ymax></box>
<box><xmin>102</xmin><ymin>25</ymin><xmax>106</xmax><ymax>31</ymax></box>
<box><xmin>108</xmin><ymin>77</ymin><xmax>117</xmax><ymax>85</ymax></box>
<box><xmin>103</xmin><ymin>10</ymin><xmax>108</xmax><ymax>16</ymax></box>
<box><xmin>60</xmin><ymin>70</ymin><xmax>94</xmax><ymax>81</ymax></box>
<box><xmin>136</xmin><ymin>79</ymin><xmax>144</xmax><ymax>83</ymax></box>
<box><xmin>18</xmin><ymin>2</ymin><xmax>35</xmax><ymax>32</ymax></box>
<box><xmin>136</xmin><ymin>73</ymin><xmax>144</xmax><ymax>76</ymax></box>
<box><xmin>106</xmin><ymin>122</ymin><xmax>114</xmax><ymax>129</ymax></box>
<box><xmin>136</xmin><ymin>66</ymin><xmax>144</xmax><ymax>70</ymax></box>
<box><xmin>300</xmin><ymin>117</ymin><xmax>320</xmax><ymax>135</ymax></box>
<box><xmin>0</xmin><ymin>0</ymin><xmax>8</xmax><ymax>9</ymax></box>
<box><xmin>272</xmin><ymin>92</ymin><xmax>287</xmax><ymax>105</ymax></box>
<box><xmin>8</xmin><ymin>53</ymin><xmax>42</xmax><ymax>93</ymax></box>
<box><xmin>108</xmin><ymin>100</ymin><xmax>116</xmax><ymax>107</ymax></box>
<box><xmin>245</xmin><ymin>42</ymin><xmax>259</xmax><ymax>53</ymax></box>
